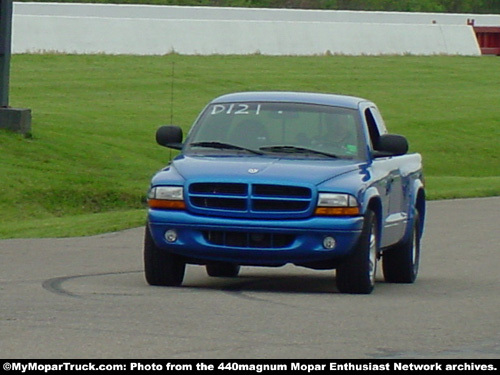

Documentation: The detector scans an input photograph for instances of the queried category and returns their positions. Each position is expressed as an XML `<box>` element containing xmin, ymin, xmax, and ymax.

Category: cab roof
<box><xmin>211</xmin><ymin>91</ymin><xmax>370</xmax><ymax>110</ymax></box>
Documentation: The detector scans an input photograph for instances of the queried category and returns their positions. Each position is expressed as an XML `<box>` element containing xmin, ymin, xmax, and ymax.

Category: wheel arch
<box><xmin>415</xmin><ymin>187</ymin><xmax>426</xmax><ymax>236</ymax></box>
<box><xmin>410</xmin><ymin>177</ymin><xmax>426</xmax><ymax>237</ymax></box>
<box><xmin>364</xmin><ymin>193</ymin><xmax>383</xmax><ymax>249</ymax></box>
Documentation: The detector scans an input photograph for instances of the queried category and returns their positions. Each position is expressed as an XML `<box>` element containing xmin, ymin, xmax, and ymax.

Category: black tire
<box><xmin>206</xmin><ymin>262</ymin><xmax>240</xmax><ymax>278</ymax></box>
<box><xmin>336</xmin><ymin>210</ymin><xmax>379</xmax><ymax>294</ymax></box>
<box><xmin>144</xmin><ymin>225</ymin><xmax>186</xmax><ymax>286</ymax></box>
<box><xmin>382</xmin><ymin>211</ymin><xmax>421</xmax><ymax>283</ymax></box>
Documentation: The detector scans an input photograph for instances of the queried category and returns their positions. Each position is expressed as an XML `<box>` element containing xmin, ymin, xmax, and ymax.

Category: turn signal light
<box><xmin>148</xmin><ymin>199</ymin><xmax>186</xmax><ymax>210</ymax></box>
<box><xmin>315</xmin><ymin>206</ymin><xmax>360</xmax><ymax>216</ymax></box>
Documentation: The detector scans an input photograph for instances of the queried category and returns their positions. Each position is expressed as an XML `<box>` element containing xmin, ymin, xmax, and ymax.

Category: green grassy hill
<box><xmin>1</xmin><ymin>54</ymin><xmax>499</xmax><ymax>239</ymax></box>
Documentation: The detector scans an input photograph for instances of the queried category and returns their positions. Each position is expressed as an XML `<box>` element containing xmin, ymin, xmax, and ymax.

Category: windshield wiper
<box><xmin>259</xmin><ymin>145</ymin><xmax>340</xmax><ymax>158</ymax></box>
<box><xmin>189</xmin><ymin>141</ymin><xmax>264</xmax><ymax>155</ymax></box>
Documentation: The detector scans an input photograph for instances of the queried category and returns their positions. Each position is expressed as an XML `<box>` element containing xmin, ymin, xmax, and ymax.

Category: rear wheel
<box><xmin>383</xmin><ymin>211</ymin><xmax>421</xmax><ymax>283</ymax></box>
<box><xmin>206</xmin><ymin>262</ymin><xmax>240</xmax><ymax>278</ymax></box>
<box><xmin>336</xmin><ymin>210</ymin><xmax>379</xmax><ymax>294</ymax></box>
<box><xmin>144</xmin><ymin>226</ymin><xmax>186</xmax><ymax>286</ymax></box>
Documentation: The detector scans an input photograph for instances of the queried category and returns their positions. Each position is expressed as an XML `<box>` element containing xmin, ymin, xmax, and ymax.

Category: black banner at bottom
<box><xmin>2</xmin><ymin>360</ymin><xmax>499</xmax><ymax>374</ymax></box>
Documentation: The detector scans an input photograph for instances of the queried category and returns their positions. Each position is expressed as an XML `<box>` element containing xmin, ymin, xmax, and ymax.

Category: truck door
<box><xmin>364</xmin><ymin>106</ymin><xmax>406</xmax><ymax>247</ymax></box>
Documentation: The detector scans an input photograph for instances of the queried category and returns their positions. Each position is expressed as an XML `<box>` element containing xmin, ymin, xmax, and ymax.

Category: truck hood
<box><xmin>155</xmin><ymin>155</ymin><xmax>364</xmax><ymax>186</ymax></box>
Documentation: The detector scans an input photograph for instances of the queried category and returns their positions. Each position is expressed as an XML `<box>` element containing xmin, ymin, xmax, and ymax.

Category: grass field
<box><xmin>1</xmin><ymin>54</ymin><xmax>499</xmax><ymax>239</ymax></box>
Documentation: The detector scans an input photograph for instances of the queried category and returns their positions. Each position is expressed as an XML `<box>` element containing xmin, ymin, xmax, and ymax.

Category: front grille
<box><xmin>253</xmin><ymin>184</ymin><xmax>310</xmax><ymax>198</ymax></box>
<box><xmin>188</xmin><ymin>182</ymin><xmax>313</xmax><ymax>217</ymax></box>
<box><xmin>191</xmin><ymin>197</ymin><xmax>246</xmax><ymax>210</ymax></box>
<box><xmin>203</xmin><ymin>230</ymin><xmax>295</xmax><ymax>249</ymax></box>
<box><xmin>190</xmin><ymin>183</ymin><xmax>247</xmax><ymax>196</ymax></box>
<box><xmin>252</xmin><ymin>199</ymin><xmax>309</xmax><ymax>212</ymax></box>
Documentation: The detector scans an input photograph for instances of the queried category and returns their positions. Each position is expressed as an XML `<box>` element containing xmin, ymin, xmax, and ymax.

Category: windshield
<box><xmin>185</xmin><ymin>102</ymin><xmax>365</xmax><ymax>159</ymax></box>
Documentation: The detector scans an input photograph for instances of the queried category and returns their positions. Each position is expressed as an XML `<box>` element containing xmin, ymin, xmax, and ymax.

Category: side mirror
<box><xmin>156</xmin><ymin>125</ymin><xmax>183</xmax><ymax>150</ymax></box>
<box><xmin>374</xmin><ymin>134</ymin><xmax>408</xmax><ymax>157</ymax></box>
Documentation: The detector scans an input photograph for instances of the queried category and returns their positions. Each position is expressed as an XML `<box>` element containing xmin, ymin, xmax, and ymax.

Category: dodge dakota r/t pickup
<box><xmin>145</xmin><ymin>92</ymin><xmax>425</xmax><ymax>294</ymax></box>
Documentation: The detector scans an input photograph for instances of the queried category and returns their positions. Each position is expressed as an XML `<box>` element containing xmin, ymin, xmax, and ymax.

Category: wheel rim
<box><xmin>368</xmin><ymin>222</ymin><xmax>377</xmax><ymax>286</ymax></box>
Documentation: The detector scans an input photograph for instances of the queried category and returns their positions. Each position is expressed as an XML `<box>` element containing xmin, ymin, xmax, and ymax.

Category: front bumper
<box><xmin>148</xmin><ymin>209</ymin><xmax>364</xmax><ymax>266</ymax></box>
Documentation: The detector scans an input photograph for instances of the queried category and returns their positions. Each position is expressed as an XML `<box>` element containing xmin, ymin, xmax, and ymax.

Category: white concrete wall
<box><xmin>13</xmin><ymin>2</ymin><xmax>488</xmax><ymax>56</ymax></box>
<box><xmin>14</xmin><ymin>2</ymin><xmax>500</xmax><ymax>25</ymax></box>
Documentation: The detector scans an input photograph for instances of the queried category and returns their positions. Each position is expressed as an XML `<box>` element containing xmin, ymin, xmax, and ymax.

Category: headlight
<box><xmin>148</xmin><ymin>186</ymin><xmax>185</xmax><ymax>210</ymax></box>
<box><xmin>315</xmin><ymin>193</ymin><xmax>360</xmax><ymax>216</ymax></box>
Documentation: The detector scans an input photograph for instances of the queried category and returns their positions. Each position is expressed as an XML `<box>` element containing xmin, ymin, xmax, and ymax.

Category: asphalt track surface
<box><xmin>1</xmin><ymin>197</ymin><xmax>499</xmax><ymax>359</ymax></box>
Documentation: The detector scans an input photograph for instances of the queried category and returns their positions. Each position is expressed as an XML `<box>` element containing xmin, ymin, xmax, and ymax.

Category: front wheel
<box><xmin>336</xmin><ymin>210</ymin><xmax>379</xmax><ymax>294</ymax></box>
<box><xmin>144</xmin><ymin>226</ymin><xmax>186</xmax><ymax>286</ymax></box>
<box><xmin>382</xmin><ymin>211</ymin><xmax>421</xmax><ymax>283</ymax></box>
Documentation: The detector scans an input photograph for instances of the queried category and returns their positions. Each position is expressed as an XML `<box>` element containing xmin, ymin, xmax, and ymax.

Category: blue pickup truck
<box><xmin>145</xmin><ymin>92</ymin><xmax>425</xmax><ymax>294</ymax></box>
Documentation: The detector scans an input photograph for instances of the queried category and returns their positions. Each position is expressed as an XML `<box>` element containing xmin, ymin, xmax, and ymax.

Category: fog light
<box><xmin>165</xmin><ymin>229</ymin><xmax>178</xmax><ymax>243</ymax></box>
<box><xmin>323</xmin><ymin>236</ymin><xmax>336</xmax><ymax>249</ymax></box>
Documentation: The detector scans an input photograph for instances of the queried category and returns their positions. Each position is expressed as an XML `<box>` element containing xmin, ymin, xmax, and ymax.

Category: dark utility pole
<box><xmin>0</xmin><ymin>0</ymin><xmax>12</xmax><ymax>107</ymax></box>
<box><xmin>0</xmin><ymin>0</ymin><xmax>31</xmax><ymax>134</ymax></box>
